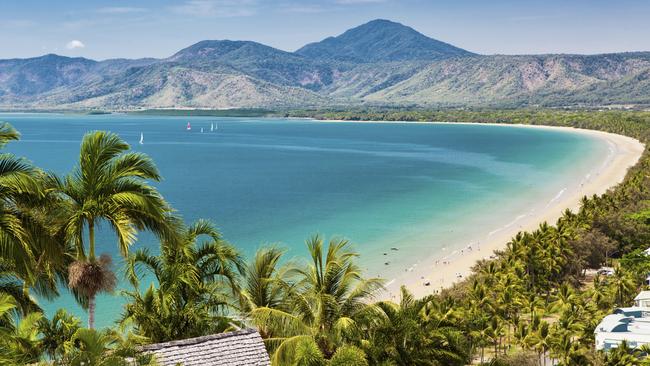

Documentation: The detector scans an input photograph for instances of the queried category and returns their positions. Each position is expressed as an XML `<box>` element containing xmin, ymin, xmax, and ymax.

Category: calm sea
<box><xmin>0</xmin><ymin>113</ymin><xmax>607</xmax><ymax>328</ymax></box>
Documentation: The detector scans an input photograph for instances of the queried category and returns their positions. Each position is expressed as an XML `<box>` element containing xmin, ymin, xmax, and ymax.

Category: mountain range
<box><xmin>1</xmin><ymin>19</ymin><xmax>650</xmax><ymax>110</ymax></box>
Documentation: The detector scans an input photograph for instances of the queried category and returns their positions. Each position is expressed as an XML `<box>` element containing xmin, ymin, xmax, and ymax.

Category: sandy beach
<box><xmin>370</xmin><ymin>123</ymin><xmax>644</xmax><ymax>299</ymax></box>
<box><xmin>311</xmin><ymin>120</ymin><xmax>645</xmax><ymax>300</ymax></box>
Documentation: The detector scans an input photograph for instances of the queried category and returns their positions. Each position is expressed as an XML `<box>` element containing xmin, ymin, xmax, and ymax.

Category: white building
<box><xmin>636</xmin><ymin>291</ymin><xmax>650</xmax><ymax>307</ymax></box>
<box><xmin>595</xmin><ymin>292</ymin><xmax>650</xmax><ymax>351</ymax></box>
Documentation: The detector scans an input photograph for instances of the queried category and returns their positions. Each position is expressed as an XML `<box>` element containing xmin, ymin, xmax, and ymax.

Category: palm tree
<box><xmin>251</xmin><ymin>235</ymin><xmax>383</xmax><ymax>362</ymax></box>
<box><xmin>0</xmin><ymin>293</ymin><xmax>43</xmax><ymax>364</ymax></box>
<box><xmin>52</xmin><ymin>130</ymin><xmax>178</xmax><ymax>328</ymax></box>
<box><xmin>121</xmin><ymin>219</ymin><xmax>243</xmax><ymax>343</ymax></box>
<box><xmin>0</xmin><ymin>122</ymin><xmax>69</xmax><ymax>302</ymax></box>
<box><xmin>365</xmin><ymin>286</ymin><xmax>469</xmax><ymax>365</ymax></box>
<box><xmin>240</xmin><ymin>246</ymin><xmax>292</xmax><ymax>319</ymax></box>
<box><xmin>610</xmin><ymin>265</ymin><xmax>637</xmax><ymax>307</ymax></box>
<box><xmin>287</xmin><ymin>337</ymin><xmax>326</xmax><ymax>366</ymax></box>
<box><xmin>0</xmin><ymin>260</ymin><xmax>41</xmax><ymax>316</ymax></box>
<box><xmin>329</xmin><ymin>345</ymin><xmax>369</xmax><ymax>366</ymax></box>
<box><xmin>64</xmin><ymin>328</ymin><xmax>157</xmax><ymax>366</ymax></box>
<box><xmin>38</xmin><ymin>308</ymin><xmax>81</xmax><ymax>362</ymax></box>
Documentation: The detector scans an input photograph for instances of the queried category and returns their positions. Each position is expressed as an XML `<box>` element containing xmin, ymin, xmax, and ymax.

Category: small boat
<box><xmin>139</xmin><ymin>132</ymin><xmax>144</xmax><ymax>145</ymax></box>
<box><xmin>215</xmin><ymin>123</ymin><xmax>218</xmax><ymax>131</ymax></box>
<box><xmin>201</xmin><ymin>127</ymin><xmax>204</xmax><ymax>133</ymax></box>
<box><xmin>210</xmin><ymin>123</ymin><xmax>214</xmax><ymax>132</ymax></box>
<box><xmin>186</xmin><ymin>122</ymin><xmax>191</xmax><ymax>131</ymax></box>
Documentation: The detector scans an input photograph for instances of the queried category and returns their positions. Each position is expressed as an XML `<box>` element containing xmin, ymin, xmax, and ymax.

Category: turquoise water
<box><xmin>0</xmin><ymin>113</ymin><xmax>608</xmax><ymax>328</ymax></box>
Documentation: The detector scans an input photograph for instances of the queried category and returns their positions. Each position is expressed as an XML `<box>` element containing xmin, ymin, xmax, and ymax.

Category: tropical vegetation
<box><xmin>1</xmin><ymin>109</ymin><xmax>650</xmax><ymax>365</ymax></box>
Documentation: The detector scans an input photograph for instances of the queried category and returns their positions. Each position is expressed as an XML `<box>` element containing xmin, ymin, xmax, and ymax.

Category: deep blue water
<box><xmin>0</xmin><ymin>113</ymin><xmax>607</xmax><ymax>327</ymax></box>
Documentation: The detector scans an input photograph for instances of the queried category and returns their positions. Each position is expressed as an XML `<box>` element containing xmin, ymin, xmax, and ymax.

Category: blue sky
<box><xmin>1</xmin><ymin>0</ymin><xmax>649</xmax><ymax>60</ymax></box>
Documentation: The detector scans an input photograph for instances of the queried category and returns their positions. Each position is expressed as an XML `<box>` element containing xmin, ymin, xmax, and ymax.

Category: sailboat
<box><xmin>186</xmin><ymin>122</ymin><xmax>191</xmax><ymax>131</ymax></box>
<box><xmin>139</xmin><ymin>132</ymin><xmax>144</xmax><ymax>145</ymax></box>
<box><xmin>215</xmin><ymin>123</ymin><xmax>218</xmax><ymax>131</ymax></box>
<box><xmin>201</xmin><ymin>127</ymin><xmax>204</xmax><ymax>133</ymax></box>
<box><xmin>210</xmin><ymin>123</ymin><xmax>214</xmax><ymax>132</ymax></box>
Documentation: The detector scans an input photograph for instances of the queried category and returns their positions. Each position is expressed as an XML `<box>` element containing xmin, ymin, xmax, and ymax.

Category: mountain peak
<box><xmin>295</xmin><ymin>19</ymin><xmax>474</xmax><ymax>63</ymax></box>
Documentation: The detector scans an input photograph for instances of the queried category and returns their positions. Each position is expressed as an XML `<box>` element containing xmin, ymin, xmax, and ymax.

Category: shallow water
<box><xmin>0</xmin><ymin>113</ymin><xmax>608</xmax><ymax>328</ymax></box>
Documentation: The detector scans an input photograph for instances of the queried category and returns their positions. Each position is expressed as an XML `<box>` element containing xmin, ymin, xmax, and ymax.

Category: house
<box><xmin>635</xmin><ymin>291</ymin><xmax>650</xmax><ymax>308</ymax></box>
<box><xmin>139</xmin><ymin>328</ymin><xmax>271</xmax><ymax>366</ymax></box>
<box><xmin>595</xmin><ymin>292</ymin><xmax>650</xmax><ymax>351</ymax></box>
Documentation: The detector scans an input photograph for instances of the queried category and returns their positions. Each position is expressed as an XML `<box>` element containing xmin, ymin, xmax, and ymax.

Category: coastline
<box><xmin>309</xmin><ymin>119</ymin><xmax>645</xmax><ymax>300</ymax></box>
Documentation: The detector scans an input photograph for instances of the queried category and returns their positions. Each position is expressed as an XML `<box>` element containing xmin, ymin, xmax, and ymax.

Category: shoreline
<box><xmin>309</xmin><ymin>119</ymin><xmax>645</xmax><ymax>299</ymax></box>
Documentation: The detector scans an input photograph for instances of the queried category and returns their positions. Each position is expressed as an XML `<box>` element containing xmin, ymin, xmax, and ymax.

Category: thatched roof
<box><xmin>140</xmin><ymin>328</ymin><xmax>270</xmax><ymax>366</ymax></box>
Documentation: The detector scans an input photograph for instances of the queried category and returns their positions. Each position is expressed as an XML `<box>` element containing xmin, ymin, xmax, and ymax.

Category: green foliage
<box><xmin>292</xmin><ymin>337</ymin><xmax>326</xmax><ymax>366</ymax></box>
<box><xmin>51</xmin><ymin>130</ymin><xmax>179</xmax><ymax>328</ymax></box>
<box><xmin>121</xmin><ymin>219</ymin><xmax>244</xmax><ymax>343</ymax></box>
<box><xmin>38</xmin><ymin>308</ymin><xmax>81</xmax><ymax>361</ymax></box>
<box><xmin>3</xmin><ymin>107</ymin><xmax>650</xmax><ymax>364</ymax></box>
<box><xmin>362</xmin><ymin>286</ymin><xmax>469</xmax><ymax>365</ymax></box>
<box><xmin>250</xmin><ymin>235</ymin><xmax>384</xmax><ymax>361</ymax></box>
<box><xmin>328</xmin><ymin>345</ymin><xmax>368</xmax><ymax>366</ymax></box>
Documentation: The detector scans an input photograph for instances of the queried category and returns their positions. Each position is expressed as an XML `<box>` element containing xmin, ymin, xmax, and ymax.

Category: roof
<box><xmin>596</xmin><ymin>314</ymin><xmax>630</xmax><ymax>333</ymax></box>
<box><xmin>635</xmin><ymin>291</ymin><xmax>650</xmax><ymax>301</ymax></box>
<box><xmin>140</xmin><ymin>328</ymin><xmax>271</xmax><ymax>366</ymax></box>
<box><xmin>614</xmin><ymin>307</ymin><xmax>650</xmax><ymax>318</ymax></box>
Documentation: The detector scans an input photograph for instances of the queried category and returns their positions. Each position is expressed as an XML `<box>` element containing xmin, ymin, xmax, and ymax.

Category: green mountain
<box><xmin>361</xmin><ymin>53</ymin><xmax>650</xmax><ymax>107</ymax></box>
<box><xmin>168</xmin><ymin>40</ymin><xmax>336</xmax><ymax>90</ymax></box>
<box><xmin>296</xmin><ymin>19</ymin><xmax>474</xmax><ymax>63</ymax></box>
<box><xmin>1</xmin><ymin>20</ymin><xmax>650</xmax><ymax>110</ymax></box>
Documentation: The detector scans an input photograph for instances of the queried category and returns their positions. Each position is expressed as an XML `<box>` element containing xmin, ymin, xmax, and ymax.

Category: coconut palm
<box><xmin>610</xmin><ymin>265</ymin><xmax>637</xmax><ymax>307</ymax></box>
<box><xmin>240</xmin><ymin>246</ymin><xmax>292</xmax><ymax>313</ymax></box>
<box><xmin>38</xmin><ymin>308</ymin><xmax>82</xmax><ymax>362</ymax></box>
<box><xmin>64</xmin><ymin>328</ymin><xmax>157</xmax><ymax>366</ymax></box>
<box><xmin>0</xmin><ymin>259</ymin><xmax>42</xmax><ymax>316</ymax></box>
<box><xmin>121</xmin><ymin>219</ymin><xmax>243</xmax><ymax>343</ymax></box>
<box><xmin>0</xmin><ymin>293</ymin><xmax>44</xmax><ymax>364</ymax></box>
<box><xmin>329</xmin><ymin>345</ymin><xmax>369</xmax><ymax>366</ymax></box>
<box><xmin>0</xmin><ymin>122</ymin><xmax>70</xmax><ymax>302</ymax></box>
<box><xmin>251</xmin><ymin>235</ymin><xmax>384</xmax><ymax>362</ymax></box>
<box><xmin>51</xmin><ymin>130</ymin><xmax>178</xmax><ymax>328</ymax></box>
<box><xmin>364</xmin><ymin>286</ymin><xmax>469</xmax><ymax>365</ymax></box>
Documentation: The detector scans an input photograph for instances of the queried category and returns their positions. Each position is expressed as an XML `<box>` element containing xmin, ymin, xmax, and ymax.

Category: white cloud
<box><xmin>66</xmin><ymin>40</ymin><xmax>85</xmax><ymax>50</ymax></box>
<box><xmin>97</xmin><ymin>7</ymin><xmax>147</xmax><ymax>14</ymax></box>
<box><xmin>169</xmin><ymin>0</ymin><xmax>257</xmax><ymax>17</ymax></box>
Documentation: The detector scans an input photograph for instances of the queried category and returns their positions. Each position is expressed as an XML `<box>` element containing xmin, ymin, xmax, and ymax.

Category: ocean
<box><xmin>0</xmin><ymin>113</ymin><xmax>608</xmax><ymax>328</ymax></box>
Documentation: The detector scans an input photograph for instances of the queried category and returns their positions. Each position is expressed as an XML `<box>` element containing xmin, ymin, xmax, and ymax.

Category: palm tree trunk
<box><xmin>88</xmin><ymin>294</ymin><xmax>96</xmax><ymax>329</ymax></box>
<box><xmin>89</xmin><ymin>220</ymin><xmax>96</xmax><ymax>261</ymax></box>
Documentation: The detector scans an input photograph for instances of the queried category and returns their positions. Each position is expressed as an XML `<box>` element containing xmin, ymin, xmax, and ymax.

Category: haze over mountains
<box><xmin>1</xmin><ymin>19</ymin><xmax>650</xmax><ymax>110</ymax></box>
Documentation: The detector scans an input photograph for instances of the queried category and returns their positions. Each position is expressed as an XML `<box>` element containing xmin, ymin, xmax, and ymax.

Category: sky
<box><xmin>1</xmin><ymin>0</ymin><xmax>649</xmax><ymax>60</ymax></box>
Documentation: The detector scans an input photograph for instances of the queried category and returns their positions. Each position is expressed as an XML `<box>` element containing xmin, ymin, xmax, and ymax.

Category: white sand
<box><xmin>389</xmin><ymin>124</ymin><xmax>644</xmax><ymax>299</ymax></box>
<box><xmin>310</xmin><ymin>119</ymin><xmax>645</xmax><ymax>300</ymax></box>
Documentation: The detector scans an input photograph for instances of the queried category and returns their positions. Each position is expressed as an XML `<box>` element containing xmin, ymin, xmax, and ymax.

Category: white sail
<box><xmin>211</xmin><ymin>123</ymin><xmax>214</xmax><ymax>132</ymax></box>
<box><xmin>139</xmin><ymin>132</ymin><xmax>144</xmax><ymax>145</ymax></box>
<box><xmin>201</xmin><ymin>127</ymin><xmax>204</xmax><ymax>133</ymax></box>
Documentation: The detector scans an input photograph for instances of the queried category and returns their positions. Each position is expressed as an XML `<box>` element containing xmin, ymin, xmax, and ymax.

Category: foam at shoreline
<box><xmin>372</xmin><ymin>124</ymin><xmax>644</xmax><ymax>299</ymax></box>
